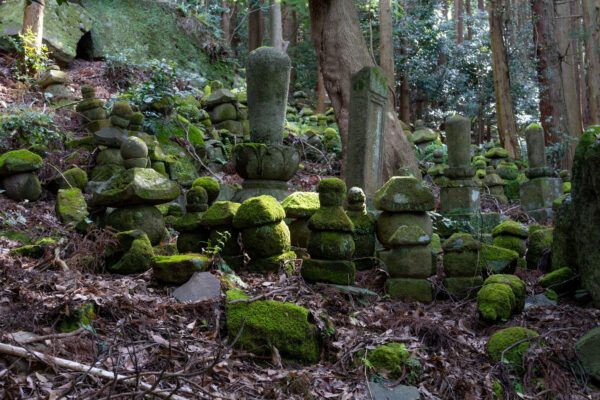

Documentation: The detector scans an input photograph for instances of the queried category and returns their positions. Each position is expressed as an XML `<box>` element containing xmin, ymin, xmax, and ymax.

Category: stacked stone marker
<box><xmin>346</xmin><ymin>66</ymin><xmax>387</xmax><ymax>206</ymax></box>
<box><xmin>232</xmin><ymin>47</ymin><xmax>300</xmax><ymax>201</ymax></box>
<box><xmin>345</xmin><ymin>187</ymin><xmax>376</xmax><ymax>270</ymax></box>
<box><xmin>520</xmin><ymin>123</ymin><xmax>562</xmax><ymax>222</ymax></box>
<box><xmin>375</xmin><ymin>177</ymin><xmax>436</xmax><ymax>303</ymax></box>
<box><xmin>439</xmin><ymin>115</ymin><xmax>480</xmax><ymax>215</ymax></box>
<box><xmin>76</xmin><ymin>85</ymin><xmax>110</xmax><ymax>133</ymax></box>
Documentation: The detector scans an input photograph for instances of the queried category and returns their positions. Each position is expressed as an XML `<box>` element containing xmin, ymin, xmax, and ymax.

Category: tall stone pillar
<box><xmin>519</xmin><ymin>123</ymin><xmax>562</xmax><ymax>223</ymax></box>
<box><xmin>346</xmin><ymin>66</ymin><xmax>387</xmax><ymax>206</ymax></box>
<box><xmin>439</xmin><ymin>115</ymin><xmax>480</xmax><ymax>215</ymax></box>
<box><xmin>232</xmin><ymin>47</ymin><xmax>300</xmax><ymax>201</ymax></box>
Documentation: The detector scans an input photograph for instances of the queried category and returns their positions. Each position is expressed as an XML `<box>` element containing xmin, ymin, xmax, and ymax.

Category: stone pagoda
<box><xmin>520</xmin><ymin>123</ymin><xmax>562</xmax><ymax>222</ymax></box>
<box><xmin>232</xmin><ymin>47</ymin><xmax>300</xmax><ymax>201</ymax></box>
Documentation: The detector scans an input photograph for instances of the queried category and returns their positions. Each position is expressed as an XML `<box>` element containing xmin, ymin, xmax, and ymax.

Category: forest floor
<box><xmin>1</xmin><ymin>57</ymin><xmax>600</xmax><ymax>399</ymax></box>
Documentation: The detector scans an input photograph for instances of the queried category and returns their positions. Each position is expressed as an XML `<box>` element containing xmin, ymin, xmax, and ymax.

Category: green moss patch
<box><xmin>488</xmin><ymin>327</ymin><xmax>540</xmax><ymax>365</ymax></box>
<box><xmin>477</xmin><ymin>283</ymin><xmax>516</xmax><ymax>322</ymax></box>
<box><xmin>0</xmin><ymin>149</ymin><xmax>43</xmax><ymax>176</ymax></box>
<box><xmin>281</xmin><ymin>192</ymin><xmax>320</xmax><ymax>218</ymax></box>
<box><xmin>225</xmin><ymin>289</ymin><xmax>321</xmax><ymax>364</ymax></box>
<box><xmin>233</xmin><ymin>195</ymin><xmax>286</xmax><ymax>229</ymax></box>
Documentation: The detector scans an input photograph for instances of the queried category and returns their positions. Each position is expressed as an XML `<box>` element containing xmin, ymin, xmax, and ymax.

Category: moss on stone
<box><xmin>301</xmin><ymin>259</ymin><xmax>356</xmax><ymax>285</ymax></box>
<box><xmin>58</xmin><ymin>303</ymin><xmax>96</xmax><ymax>333</ymax></box>
<box><xmin>186</xmin><ymin>186</ymin><xmax>208</xmax><ymax>212</ymax></box>
<box><xmin>318</xmin><ymin>178</ymin><xmax>346</xmax><ymax>207</ymax></box>
<box><xmin>281</xmin><ymin>192</ymin><xmax>320</xmax><ymax>218</ymax></box>
<box><xmin>443</xmin><ymin>276</ymin><xmax>483</xmax><ymax>299</ymax></box>
<box><xmin>233</xmin><ymin>195</ymin><xmax>286</xmax><ymax>229</ymax></box>
<box><xmin>247</xmin><ymin>250</ymin><xmax>296</xmax><ymax>274</ymax></box>
<box><xmin>442</xmin><ymin>232</ymin><xmax>481</xmax><ymax>252</ymax></box>
<box><xmin>477</xmin><ymin>283</ymin><xmax>516</xmax><ymax>322</ymax></box>
<box><xmin>225</xmin><ymin>289</ymin><xmax>321</xmax><ymax>364</ymax></box>
<box><xmin>366</xmin><ymin>343</ymin><xmax>409</xmax><ymax>378</ymax></box>
<box><xmin>152</xmin><ymin>254</ymin><xmax>210</xmax><ymax>284</ymax></box>
<box><xmin>192</xmin><ymin>176</ymin><xmax>220</xmax><ymax>204</ymax></box>
<box><xmin>493</xmin><ymin>234</ymin><xmax>526</xmax><ymax>257</ymax></box>
<box><xmin>538</xmin><ymin>267</ymin><xmax>575</xmax><ymax>289</ymax></box>
<box><xmin>56</xmin><ymin>188</ymin><xmax>89</xmax><ymax>224</ymax></box>
<box><xmin>11</xmin><ymin>238</ymin><xmax>55</xmax><ymax>258</ymax></box>
<box><xmin>374</xmin><ymin>176</ymin><xmax>435</xmax><ymax>212</ymax></box>
<box><xmin>0</xmin><ymin>149</ymin><xmax>43</xmax><ymax>176</ymax></box>
<box><xmin>90</xmin><ymin>164</ymin><xmax>124</xmax><ymax>182</ymax></box>
<box><xmin>173</xmin><ymin>212</ymin><xmax>205</xmax><ymax>232</ymax></box>
<box><xmin>307</xmin><ymin>231</ymin><xmax>355</xmax><ymax>260</ymax></box>
<box><xmin>491</xmin><ymin>220</ymin><xmax>528</xmax><ymax>238</ymax></box>
<box><xmin>108</xmin><ymin>230</ymin><xmax>154</xmax><ymax>274</ymax></box>
<box><xmin>388</xmin><ymin>225</ymin><xmax>431</xmax><ymax>246</ymax></box>
<box><xmin>479</xmin><ymin>244</ymin><xmax>519</xmax><ymax>274</ymax></box>
<box><xmin>487</xmin><ymin>327</ymin><xmax>540</xmax><ymax>364</ymax></box>
<box><xmin>483</xmin><ymin>274</ymin><xmax>526</xmax><ymax>311</ymax></box>
<box><xmin>485</xmin><ymin>147</ymin><xmax>509</xmax><ymax>159</ymax></box>
<box><xmin>0</xmin><ymin>230</ymin><xmax>31</xmax><ymax>244</ymax></box>
<box><xmin>308</xmin><ymin>206</ymin><xmax>354</xmax><ymax>232</ymax></box>
<box><xmin>526</xmin><ymin>228</ymin><xmax>553</xmax><ymax>269</ymax></box>
<box><xmin>385</xmin><ymin>278</ymin><xmax>433</xmax><ymax>303</ymax></box>
<box><xmin>242</xmin><ymin>221</ymin><xmax>291</xmax><ymax>258</ymax></box>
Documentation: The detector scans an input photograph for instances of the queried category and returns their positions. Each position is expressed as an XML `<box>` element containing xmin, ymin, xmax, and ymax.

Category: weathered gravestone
<box><xmin>346</xmin><ymin>66</ymin><xmax>387</xmax><ymax>207</ymax></box>
<box><xmin>232</xmin><ymin>47</ymin><xmax>300</xmax><ymax>201</ymax></box>
<box><xmin>520</xmin><ymin>123</ymin><xmax>562</xmax><ymax>223</ymax></box>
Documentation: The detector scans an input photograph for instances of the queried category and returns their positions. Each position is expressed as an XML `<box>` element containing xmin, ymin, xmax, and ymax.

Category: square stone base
<box><xmin>385</xmin><ymin>278</ymin><xmax>432</xmax><ymax>303</ymax></box>
<box><xmin>377</xmin><ymin>246</ymin><xmax>434</xmax><ymax>278</ymax></box>
<box><xmin>520</xmin><ymin>177</ymin><xmax>562</xmax><ymax>211</ymax></box>
<box><xmin>301</xmin><ymin>259</ymin><xmax>355</xmax><ymax>284</ymax></box>
<box><xmin>440</xmin><ymin>182</ymin><xmax>480</xmax><ymax>215</ymax></box>
<box><xmin>442</xmin><ymin>276</ymin><xmax>483</xmax><ymax>299</ymax></box>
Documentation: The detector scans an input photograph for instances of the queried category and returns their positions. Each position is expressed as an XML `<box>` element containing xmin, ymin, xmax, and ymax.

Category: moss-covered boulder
<box><xmin>56</xmin><ymin>188</ymin><xmax>88</xmax><ymax>225</ymax></box>
<box><xmin>492</xmin><ymin>234</ymin><xmax>526</xmax><ymax>257</ymax></box>
<box><xmin>106</xmin><ymin>230</ymin><xmax>154</xmax><ymax>274</ymax></box>
<box><xmin>233</xmin><ymin>195</ymin><xmax>286</xmax><ymax>229</ymax></box>
<box><xmin>201</xmin><ymin>201</ymin><xmax>240</xmax><ymax>226</ymax></box>
<box><xmin>366</xmin><ymin>343</ymin><xmax>409</xmax><ymax>378</ymax></box>
<box><xmin>307</xmin><ymin>231</ymin><xmax>355</xmax><ymax>260</ymax></box>
<box><xmin>485</xmin><ymin>147</ymin><xmax>509</xmax><ymax>159</ymax></box>
<box><xmin>443</xmin><ymin>276</ymin><xmax>483</xmax><ymax>299</ymax></box>
<box><xmin>2</xmin><ymin>172</ymin><xmax>42</xmax><ymax>202</ymax></box>
<box><xmin>479</xmin><ymin>244</ymin><xmax>519</xmax><ymax>274</ymax></box>
<box><xmin>282</xmin><ymin>192</ymin><xmax>320</xmax><ymax>219</ymax></box>
<box><xmin>106</xmin><ymin>205</ymin><xmax>165</xmax><ymax>245</ymax></box>
<box><xmin>576</xmin><ymin>327</ymin><xmax>600</xmax><ymax>382</ymax></box>
<box><xmin>491</xmin><ymin>220</ymin><xmax>528</xmax><ymax>238</ymax></box>
<box><xmin>0</xmin><ymin>149</ymin><xmax>42</xmax><ymax>176</ymax></box>
<box><xmin>152</xmin><ymin>254</ymin><xmax>210</xmax><ymax>284</ymax></box>
<box><xmin>374</xmin><ymin>176</ymin><xmax>435</xmax><ymax>212</ymax></box>
<box><xmin>442</xmin><ymin>233</ymin><xmax>482</xmax><ymax>277</ymax></box>
<box><xmin>49</xmin><ymin>167</ymin><xmax>88</xmax><ymax>192</ymax></box>
<box><xmin>11</xmin><ymin>238</ymin><xmax>55</xmax><ymax>259</ymax></box>
<box><xmin>225</xmin><ymin>289</ymin><xmax>321</xmax><ymax>364</ymax></box>
<box><xmin>526</xmin><ymin>227</ymin><xmax>553</xmax><ymax>269</ymax></box>
<box><xmin>488</xmin><ymin>327</ymin><xmax>540</xmax><ymax>364</ymax></box>
<box><xmin>483</xmin><ymin>274</ymin><xmax>526</xmax><ymax>311</ymax></box>
<box><xmin>477</xmin><ymin>283</ymin><xmax>516</xmax><ymax>322</ymax></box>
<box><xmin>91</xmin><ymin>168</ymin><xmax>180</xmax><ymax>207</ymax></box>
<box><xmin>192</xmin><ymin>176</ymin><xmax>220</xmax><ymax>204</ymax></box>
<box><xmin>308</xmin><ymin>206</ymin><xmax>354</xmax><ymax>232</ymax></box>
<box><xmin>496</xmin><ymin>161</ymin><xmax>519</xmax><ymax>180</ymax></box>
<box><xmin>538</xmin><ymin>267</ymin><xmax>575</xmax><ymax>292</ymax></box>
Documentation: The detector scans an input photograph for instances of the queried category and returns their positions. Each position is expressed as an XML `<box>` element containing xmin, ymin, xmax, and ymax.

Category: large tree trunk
<box><xmin>379</xmin><ymin>0</ymin><xmax>395</xmax><ymax>90</ymax></box>
<box><xmin>488</xmin><ymin>0</ymin><xmax>519</xmax><ymax>158</ymax></box>
<box><xmin>583</xmin><ymin>0</ymin><xmax>600</xmax><ymax>125</ymax></box>
<box><xmin>556</xmin><ymin>0</ymin><xmax>582</xmax><ymax>169</ymax></box>
<box><xmin>531</xmin><ymin>0</ymin><xmax>582</xmax><ymax>169</ymax></box>
<box><xmin>22</xmin><ymin>0</ymin><xmax>45</xmax><ymax>49</ymax></box>
<box><xmin>466</xmin><ymin>0</ymin><xmax>473</xmax><ymax>40</ymax></box>
<box><xmin>248</xmin><ymin>0</ymin><xmax>265</xmax><ymax>52</ymax></box>
<box><xmin>309</xmin><ymin>0</ymin><xmax>418</xmax><ymax>179</ymax></box>
<box><xmin>269</xmin><ymin>0</ymin><xmax>284</xmax><ymax>51</ymax></box>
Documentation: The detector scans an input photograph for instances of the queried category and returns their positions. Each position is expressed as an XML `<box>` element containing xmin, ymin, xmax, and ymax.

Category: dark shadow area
<box><xmin>76</xmin><ymin>31</ymin><xmax>94</xmax><ymax>60</ymax></box>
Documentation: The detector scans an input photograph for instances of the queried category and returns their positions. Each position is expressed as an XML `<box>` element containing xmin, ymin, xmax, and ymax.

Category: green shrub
<box><xmin>0</xmin><ymin>107</ymin><xmax>62</xmax><ymax>149</ymax></box>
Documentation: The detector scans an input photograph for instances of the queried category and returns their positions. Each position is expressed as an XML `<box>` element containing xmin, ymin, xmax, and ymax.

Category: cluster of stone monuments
<box><xmin>2</xmin><ymin>47</ymin><xmax>600</xmax><ymax>374</ymax></box>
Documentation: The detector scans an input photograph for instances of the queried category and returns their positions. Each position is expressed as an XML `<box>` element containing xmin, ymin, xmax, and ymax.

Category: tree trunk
<box><xmin>478</xmin><ymin>0</ymin><xmax>485</xmax><ymax>11</ymax></box>
<box><xmin>221</xmin><ymin>0</ymin><xmax>231</xmax><ymax>45</ymax></box>
<box><xmin>269</xmin><ymin>0</ymin><xmax>284</xmax><ymax>51</ymax></box>
<box><xmin>248</xmin><ymin>0</ymin><xmax>265</xmax><ymax>52</ymax></box>
<box><xmin>531</xmin><ymin>0</ymin><xmax>581</xmax><ymax>169</ymax></box>
<box><xmin>379</xmin><ymin>0</ymin><xmax>395</xmax><ymax>91</ymax></box>
<box><xmin>22</xmin><ymin>0</ymin><xmax>45</xmax><ymax>49</ymax></box>
<box><xmin>583</xmin><ymin>0</ymin><xmax>600</xmax><ymax>125</ymax></box>
<box><xmin>466</xmin><ymin>0</ymin><xmax>473</xmax><ymax>40</ymax></box>
<box><xmin>556</xmin><ymin>0</ymin><xmax>582</xmax><ymax>169</ymax></box>
<box><xmin>309</xmin><ymin>0</ymin><xmax>418</xmax><ymax>179</ymax></box>
<box><xmin>315</xmin><ymin>61</ymin><xmax>327</xmax><ymax>114</ymax></box>
<box><xmin>455</xmin><ymin>0</ymin><xmax>464</xmax><ymax>44</ymax></box>
<box><xmin>488</xmin><ymin>0</ymin><xmax>519</xmax><ymax>158</ymax></box>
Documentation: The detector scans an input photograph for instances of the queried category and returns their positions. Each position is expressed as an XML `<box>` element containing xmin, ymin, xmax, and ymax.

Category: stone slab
<box><xmin>173</xmin><ymin>272</ymin><xmax>221</xmax><ymax>303</ymax></box>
